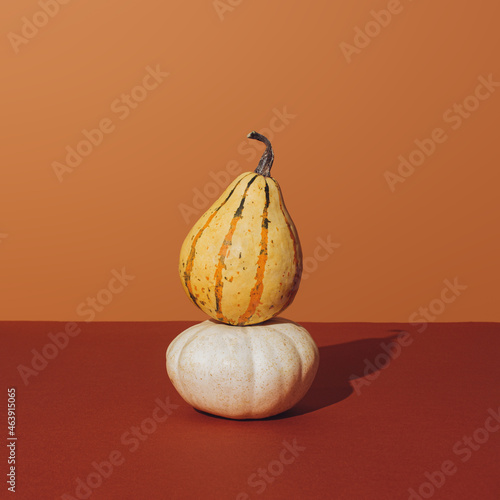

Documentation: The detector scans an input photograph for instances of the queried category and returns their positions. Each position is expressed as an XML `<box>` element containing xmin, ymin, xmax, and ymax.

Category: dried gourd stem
<box><xmin>248</xmin><ymin>131</ymin><xmax>274</xmax><ymax>177</ymax></box>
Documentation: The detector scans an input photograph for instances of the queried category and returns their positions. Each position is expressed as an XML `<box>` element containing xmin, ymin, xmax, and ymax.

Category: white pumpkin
<box><xmin>166</xmin><ymin>318</ymin><xmax>319</xmax><ymax>419</ymax></box>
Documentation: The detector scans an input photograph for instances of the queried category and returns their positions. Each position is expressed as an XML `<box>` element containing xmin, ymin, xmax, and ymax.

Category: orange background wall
<box><xmin>2</xmin><ymin>1</ymin><xmax>499</xmax><ymax>323</ymax></box>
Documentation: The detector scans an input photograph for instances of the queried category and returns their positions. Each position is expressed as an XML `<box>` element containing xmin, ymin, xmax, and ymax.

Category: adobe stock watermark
<box><xmin>236</xmin><ymin>438</ymin><xmax>305</xmax><ymax>499</ymax></box>
<box><xmin>407</xmin><ymin>406</ymin><xmax>500</xmax><ymax>499</ymax></box>
<box><xmin>350</xmin><ymin>277</ymin><xmax>467</xmax><ymax>395</ymax></box>
<box><xmin>75</xmin><ymin>267</ymin><xmax>135</xmax><ymax>322</ymax></box>
<box><xmin>408</xmin><ymin>277</ymin><xmax>468</xmax><ymax>330</ymax></box>
<box><xmin>384</xmin><ymin>74</ymin><xmax>499</xmax><ymax>192</ymax></box>
<box><xmin>52</xmin><ymin>65</ymin><xmax>169</xmax><ymax>182</ymax></box>
<box><xmin>339</xmin><ymin>0</ymin><xmax>416</xmax><ymax>64</ymax></box>
<box><xmin>61</xmin><ymin>396</ymin><xmax>179</xmax><ymax>500</ymax></box>
<box><xmin>7</xmin><ymin>0</ymin><xmax>73</xmax><ymax>54</ymax></box>
<box><xmin>302</xmin><ymin>236</ymin><xmax>340</xmax><ymax>280</ymax></box>
<box><xmin>178</xmin><ymin>106</ymin><xmax>296</xmax><ymax>224</ymax></box>
<box><xmin>16</xmin><ymin>268</ymin><xmax>135</xmax><ymax>386</ymax></box>
<box><xmin>213</xmin><ymin>0</ymin><xmax>243</xmax><ymax>21</ymax></box>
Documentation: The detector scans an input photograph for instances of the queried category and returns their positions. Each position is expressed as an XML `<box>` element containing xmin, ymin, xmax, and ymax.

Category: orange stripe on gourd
<box><xmin>213</xmin><ymin>175</ymin><xmax>258</xmax><ymax>322</ymax></box>
<box><xmin>237</xmin><ymin>180</ymin><xmax>270</xmax><ymax>325</ymax></box>
<box><xmin>183</xmin><ymin>174</ymin><xmax>250</xmax><ymax>307</ymax></box>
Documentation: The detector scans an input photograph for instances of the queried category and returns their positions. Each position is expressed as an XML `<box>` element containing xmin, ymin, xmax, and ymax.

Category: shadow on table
<box><xmin>267</xmin><ymin>331</ymin><xmax>403</xmax><ymax>420</ymax></box>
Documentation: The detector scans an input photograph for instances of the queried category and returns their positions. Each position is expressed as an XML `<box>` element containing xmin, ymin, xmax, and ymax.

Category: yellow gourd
<box><xmin>179</xmin><ymin>132</ymin><xmax>302</xmax><ymax>326</ymax></box>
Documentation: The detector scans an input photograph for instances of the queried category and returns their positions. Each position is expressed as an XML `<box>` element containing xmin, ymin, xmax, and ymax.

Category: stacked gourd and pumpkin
<box><xmin>166</xmin><ymin>132</ymin><xmax>319</xmax><ymax>419</ymax></box>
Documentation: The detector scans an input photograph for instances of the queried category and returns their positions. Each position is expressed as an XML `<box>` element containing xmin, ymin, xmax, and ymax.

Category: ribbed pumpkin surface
<box><xmin>166</xmin><ymin>318</ymin><xmax>319</xmax><ymax>419</ymax></box>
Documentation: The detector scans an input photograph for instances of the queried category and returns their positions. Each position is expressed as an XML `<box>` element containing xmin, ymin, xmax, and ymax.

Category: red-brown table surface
<box><xmin>1</xmin><ymin>321</ymin><xmax>499</xmax><ymax>500</ymax></box>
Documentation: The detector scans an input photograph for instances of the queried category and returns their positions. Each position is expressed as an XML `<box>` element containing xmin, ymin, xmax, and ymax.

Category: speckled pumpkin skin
<box><xmin>179</xmin><ymin>172</ymin><xmax>302</xmax><ymax>326</ymax></box>
<box><xmin>166</xmin><ymin>318</ymin><xmax>319</xmax><ymax>420</ymax></box>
